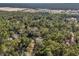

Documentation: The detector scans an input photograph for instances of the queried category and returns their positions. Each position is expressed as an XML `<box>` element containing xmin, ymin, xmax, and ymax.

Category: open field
<box><xmin>0</xmin><ymin>7</ymin><xmax>79</xmax><ymax>14</ymax></box>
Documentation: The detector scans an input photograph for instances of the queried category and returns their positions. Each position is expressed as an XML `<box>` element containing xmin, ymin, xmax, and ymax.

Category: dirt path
<box><xmin>26</xmin><ymin>40</ymin><xmax>35</xmax><ymax>56</ymax></box>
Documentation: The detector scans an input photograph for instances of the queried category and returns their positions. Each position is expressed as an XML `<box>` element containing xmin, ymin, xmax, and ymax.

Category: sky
<box><xmin>0</xmin><ymin>3</ymin><xmax>79</xmax><ymax>9</ymax></box>
<box><xmin>0</xmin><ymin>0</ymin><xmax>79</xmax><ymax>3</ymax></box>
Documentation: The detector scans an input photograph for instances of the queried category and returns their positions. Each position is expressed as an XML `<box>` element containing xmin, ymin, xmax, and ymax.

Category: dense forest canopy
<box><xmin>0</xmin><ymin>11</ymin><xmax>79</xmax><ymax>56</ymax></box>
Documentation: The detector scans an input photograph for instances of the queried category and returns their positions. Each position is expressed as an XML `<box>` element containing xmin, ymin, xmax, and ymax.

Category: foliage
<box><xmin>0</xmin><ymin>11</ymin><xmax>79</xmax><ymax>56</ymax></box>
